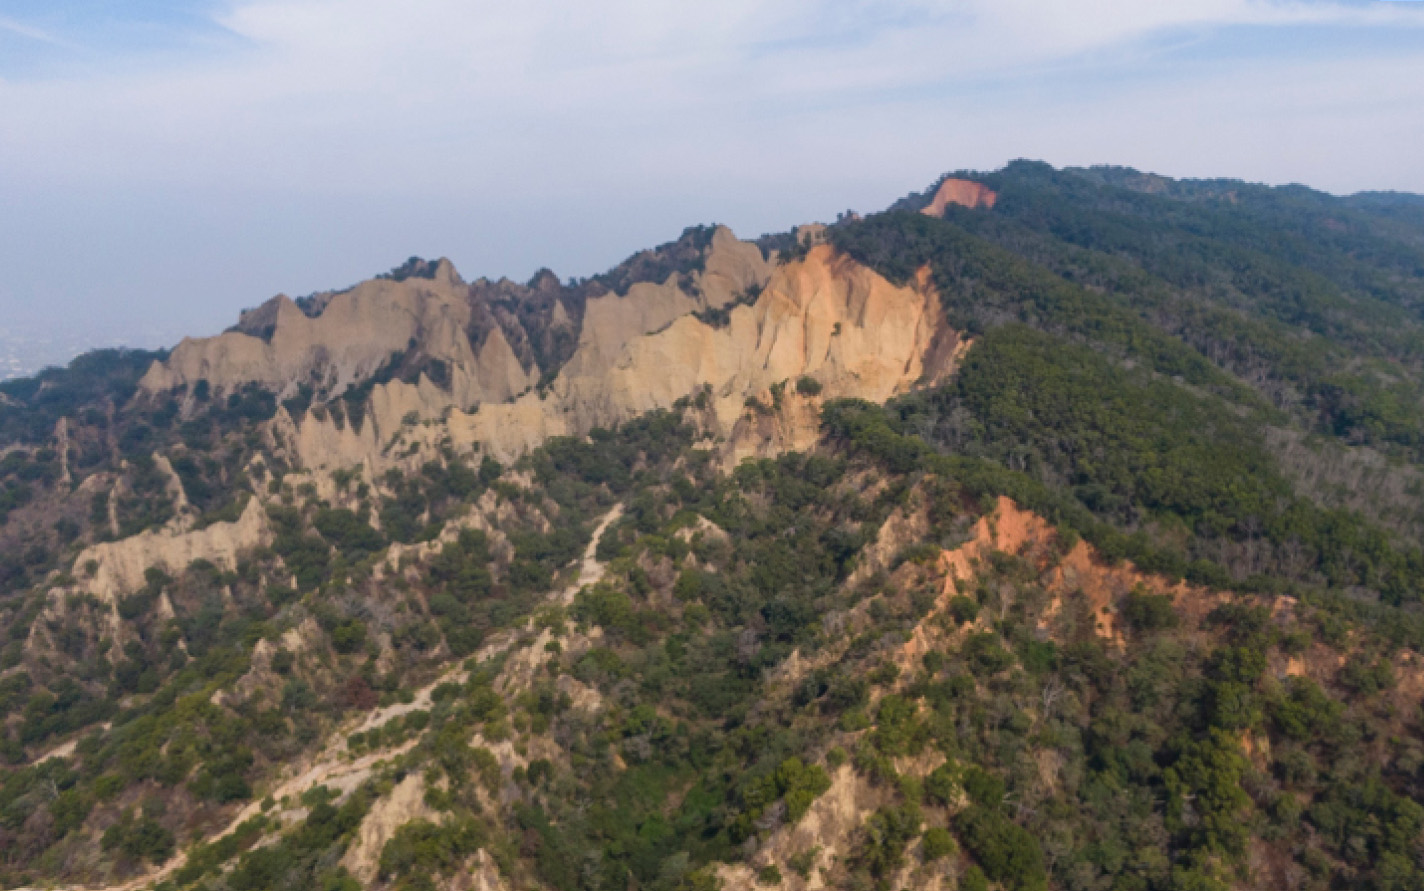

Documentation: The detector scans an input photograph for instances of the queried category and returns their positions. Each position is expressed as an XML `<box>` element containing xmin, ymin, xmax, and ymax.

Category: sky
<box><xmin>2</xmin><ymin>0</ymin><xmax>1423</xmax><ymax>372</ymax></box>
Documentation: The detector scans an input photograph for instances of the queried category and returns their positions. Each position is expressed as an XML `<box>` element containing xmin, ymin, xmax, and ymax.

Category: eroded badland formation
<box><xmin>7</xmin><ymin>165</ymin><xmax>1424</xmax><ymax>891</ymax></box>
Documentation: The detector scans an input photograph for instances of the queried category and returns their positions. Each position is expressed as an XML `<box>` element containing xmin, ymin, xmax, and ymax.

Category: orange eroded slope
<box><xmin>920</xmin><ymin>177</ymin><xmax>998</xmax><ymax>216</ymax></box>
<box><xmin>897</xmin><ymin>496</ymin><xmax>1233</xmax><ymax>673</ymax></box>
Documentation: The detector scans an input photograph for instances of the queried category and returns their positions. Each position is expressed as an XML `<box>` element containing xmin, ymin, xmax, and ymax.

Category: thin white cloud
<box><xmin>0</xmin><ymin>14</ymin><xmax>77</xmax><ymax>48</ymax></box>
<box><xmin>3</xmin><ymin>0</ymin><xmax>1416</xmax><ymax>188</ymax></box>
<box><xmin>958</xmin><ymin>0</ymin><xmax>1408</xmax><ymax>59</ymax></box>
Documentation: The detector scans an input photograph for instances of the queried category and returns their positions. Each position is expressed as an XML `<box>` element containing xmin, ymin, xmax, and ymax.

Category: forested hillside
<box><xmin>1</xmin><ymin>163</ymin><xmax>1423</xmax><ymax>891</ymax></box>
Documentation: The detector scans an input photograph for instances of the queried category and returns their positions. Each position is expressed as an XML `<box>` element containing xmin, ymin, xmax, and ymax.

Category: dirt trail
<box><xmin>30</xmin><ymin>722</ymin><xmax>111</xmax><ymax>766</ymax></box>
<box><xmin>29</xmin><ymin>503</ymin><xmax>624</xmax><ymax>891</ymax></box>
<box><xmin>564</xmin><ymin>502</ymin><xmax>624</xmax><ymax>599</ymax></box>
<box><xmin>353</xmin><ymin>501</ymin><xmax>622</xmax><ymax>731</ymax></box>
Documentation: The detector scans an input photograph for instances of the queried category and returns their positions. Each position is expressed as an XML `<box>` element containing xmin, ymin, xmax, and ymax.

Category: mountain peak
<box><xmin>380</xmin><ymin>256</ymin><xmax>462</xmax><ymax>285</ymax></box>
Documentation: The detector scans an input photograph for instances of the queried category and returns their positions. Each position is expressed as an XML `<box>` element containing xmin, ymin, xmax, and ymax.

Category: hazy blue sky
<box><xmin>2</xmin><ymin>0</ymin><xmax>1423</xmax><ymax>364</ymax></box>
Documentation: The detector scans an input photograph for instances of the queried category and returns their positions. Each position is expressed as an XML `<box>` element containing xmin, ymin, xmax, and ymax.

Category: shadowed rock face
<box><xmin>138</xmin><ymin>226</ymin><xmax>959</xmax><ymax>474</ymax></box>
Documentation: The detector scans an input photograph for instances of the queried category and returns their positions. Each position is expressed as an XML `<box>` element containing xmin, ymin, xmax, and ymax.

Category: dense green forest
<box><xmin>0</xmin><ymin>163</ymin><xmax>1423</xmax><ymax>890</ymax></box>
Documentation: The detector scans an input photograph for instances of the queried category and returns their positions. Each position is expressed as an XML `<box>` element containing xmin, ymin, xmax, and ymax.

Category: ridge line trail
<box><xmin>354</xmin><ymin>500</ymin><xmax>624</xmax><ymax>728</ymax></box>
<box><xmin>41</xmin><ymin>503</ymin><xmax>624</xmax><ymax>891</ymax></box>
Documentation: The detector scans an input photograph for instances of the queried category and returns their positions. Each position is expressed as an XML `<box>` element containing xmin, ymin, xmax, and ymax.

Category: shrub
<box><xmin>1338</xmin><ymin>654</ymin><xmax>1396</xmax><ymax>696</ymax></box>
<box><xmin>858</xmin><ymin>803</ymin><xmax>922</xmax><ymax>879</ymax></box>
<box><xmin>331</xmin><ymin>618</ymin><xmax>368</xmax><ymax>654</ymax></box>
<box><xmin>779</xmin><ymin>758</ymin><xmax>832</xmax><ymax>821</ymax></box>
<box><xmin>731</xmin><ymin>757</ymin><xmax>833</xmax><ymax>840</ymax></box>
<box><xmin>963</xmin><ymin>632</ymin><xmax>1014</xmax><ymax>675</ymax></box>
<box><xmin>925</xmin><ymin>762</ymin><xmax>960</xmax><ymax>806</ymax></box>
<box><xmin>961</xmin><ymin>865</ymin><xmax>990</xmax><ymax>891</ymax></box>
<box><xmin>948</xmin><ymin>595</ymin><xmax>979</xmax><ymax>625</ymax></box>
<box><xmin>314</xmin><ymin>507</ymin><xmax>386</xmax><ymax>560</ymax></box>
<box><xmin>871</xmin><ymin>694</ymin><xmax>925</xmax><ymax>757</ymax></box>
<box><xmin>954</xmin><ymin>806</ymin><xmax>1046</xmax><ymax>891</ymax></box>
<box><xmin>1122</xmin><ymin>587</ymin><xmax>1178</xmax><ymax>631</ymax></box>
<box><xmin>787</xmin><ymin>847</ymin><xmax>820</xmax><ymax>880</ymax></box>
<box><xmin>270</xmin><ymin>649</ymin><xmax>295</xmax><ymax>675</ymax></box>
<box><xmin>101</xmin><ymin>812</ymin><xmax>175</xmax><ymax>864</ymax></box>
<box><xmin>922</xmin><ymin>826</ymin><xmax>956</xmax><ymax>861</ymax></box>
<box><xmin>961</xmin><ymin>766</ymin><xmax>1005</xmax><ymax>808</ymax></box>
<box><xmin>379</xmin><ymin>817</ymin><xmax>484</xmax><ymax>884</ymax></box>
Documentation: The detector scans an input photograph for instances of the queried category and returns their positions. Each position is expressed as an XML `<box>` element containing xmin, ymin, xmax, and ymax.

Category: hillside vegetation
<box><xmin>0</xmin><ymin>163</ymin><xmax>1422</xmax><ymax>891</ymax></box>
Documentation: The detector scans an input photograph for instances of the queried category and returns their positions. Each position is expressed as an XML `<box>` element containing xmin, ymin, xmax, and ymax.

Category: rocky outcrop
<box><xmin>139</xmin><ymin>226</ymin><xmax>960</xmax><ymax>477</ymax></box>
<box><xmin>452</xmin><ymin>245</ymin><xmax>959</xmax><ymax>463</ymax></box>
<box><xmin>140</xmin><ymin>227</ymin><xmax>772</xmax><ymax>474</ymax></box>
<box><xmin>920</xmin><ymin>177</ymin><xmax>997</xmax><ymax>216</ymax></box>
<box><xmin>716</xmin><ymin>764</ymin><xmax>890</xmax><ymax>891</ymax></box>
<box><xmin>139</xmin><ymin>259</ymin><xmax>528</xmax><ymax>404</ymax></box>
<box><xmin>26</xmin><ymin>497</ymin><xmax>270</xmax><ymax>657</ymax></box>
<box><xmin>151</xmin><ymin>453</ymin><xmax>190</xmax><ymax>517</ymax></box>
<box><xmin>341</xmin><ymin>773</ymin><xmax>435</xmax><ymax>885</ymax></box>
<box><xmin>68</xmin><ymin>496</ymin><xmax>268</xmax><ymax>607</ymax></box>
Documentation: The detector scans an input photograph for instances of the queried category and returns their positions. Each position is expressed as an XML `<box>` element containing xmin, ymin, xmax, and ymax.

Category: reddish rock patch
<box><xmin>921</xmin><ymin>177</ymin><xmax>998</xmax><ymax>216</ymax></box>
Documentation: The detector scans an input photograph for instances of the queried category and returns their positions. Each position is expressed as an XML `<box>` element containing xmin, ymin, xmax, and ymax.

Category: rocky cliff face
<box><xmin>139</xmin><ymin>258</ymin><xmax>536</xmax><ymax>411</ymax></box>
<box><xmin>139</xmin><ymin>227</ymin><xmax>961</xmax><ymax>474</ymax></box>
<box><xmin>35</xmin><ymin>219</ymin><xmax>964</xmax><ymax>686</ymax></box>
<box><xmin>451</xmin><ymin>243</ymin><xmax>960</xmax><ymax>465</ymax></box>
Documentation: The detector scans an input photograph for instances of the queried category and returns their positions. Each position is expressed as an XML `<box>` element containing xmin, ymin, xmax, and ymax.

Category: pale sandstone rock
<box><xmin>139</xmin><ymin>228</ymin><xmax>782</xmax><ymax>474</ymax></box>
<box><xmin>716</xmin><ymin>764</ymin><xmax>884</xmax><ymax>891</ymax></box>
<box><xmin>138</xmin><ymin>227</ymin><xmax>955</xmax><ymax>477</ymax></box>
<box><xmin>26</xmin><ymin>497</ymin><xmax>270</xmax><ymax>691</ymax></box>
<box><xmin>341</xmin><ymin>773</ymin><xmax>434</xmax><ymax>885</ymax></box>
<box><xmin>456</xmin><ymin>245</ymin><xmax>958</xmax><ymax>463</ymax></box>
<box><xmin>71</xmin><ymin>495</ymin><xmax>268</xmax><ymax>606</ymax></box>
<box><xmin>697</xmin><ymin>225</ymin><xmax>772</xmax><ymax>307</ymax></box>
<box><xmin>151</xmin><ymin>452</ymin><xmax>190</xmax><ymax>519</ymax></box>
<box><xmin>140</xmin><ymin>254</ymin><xmax>536</xmax><ymax>424</ymax></box>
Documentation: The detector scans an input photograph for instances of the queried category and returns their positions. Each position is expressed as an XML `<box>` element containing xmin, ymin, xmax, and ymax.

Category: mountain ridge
<box><xmin>3</xmin><ymin>162</ymin><xmax>1424</xmax><ymax>891</ymax></box>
